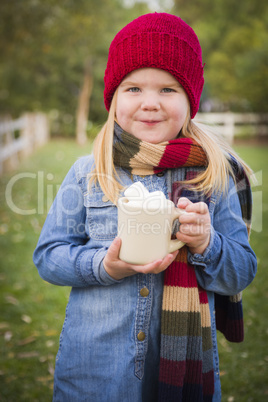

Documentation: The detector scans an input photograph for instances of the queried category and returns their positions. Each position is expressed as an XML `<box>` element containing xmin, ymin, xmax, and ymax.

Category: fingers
<box><xmin>177</xmin><ymin>199</ymin><xmax>209</xmax><ymax>229</ymax></box>
<box><xmin>178</xmin><ymin>198</ymin><xmax>208</xmax><ymax>214</ymax></box>
<box><xmin>154</xmin><ymin>250</ymin><xmax>179</xmax><ymax>271</ymax></box>
<box><xmin>133</xmin><ymin>250</ymin><xmax>179</xmax><ymax>275</ymax></box>
<box><xmin>178</xmin><ymin>224</ymin><xmax>210</xmax><ymax>237</ymax></box>
<box><xmin>175</xmin><ymin>198</ymin><xmax>211</xmax><ymax>255</ymax></box>
<box><xmin>179</xmin><ymin>213</ymin><xmax>204</xmax><ymax>225</ymax></box>
<box><xmin>105</xmin><ymin>237</ymin><xmax>121</xmax><ymax>260</ymax></box>
<box><xmin>178</xmin><ymin>213</ymin><xmax>210</xmax><ymax>237</ymax></box>
<box><xmin>184</xmin><ymin>201</ymin><xmax>208</xmax><ymax>214</ymax></box>
<box><xmin>103</xmin><ymin>237</ymin><xmax>178</xmax><ymax>280</ymax></box>
<box><xmin>177</xmin><ymin>197</ymin><xmax>192</xmax><ymax>209</ymax></box>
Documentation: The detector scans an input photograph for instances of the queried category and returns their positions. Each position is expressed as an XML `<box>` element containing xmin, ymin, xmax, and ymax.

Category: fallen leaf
<box><xmin>4</xmin><ymin>331</ymin><xmax>13</xmax><ymax>341</ymax></box>
<box><xmin>21</xmin><ymin>314</ymin><xmax>32</xmax><ymax>324</ymax></box>
<box><xmin>45</xmin><ymin>329</ymin><xmax>58</xmax><ymax>336</ymax></box>
<box><xmin>0</xmin><ymin>224</ymin><xmax>8</xmax><ymax>234</ymax></box>
<box><xmin>17</xmin><ymin>336</ymin><xmax>36</xmax><ymax>346</ymax></box>
<box><xmin>13</xmin><ymin>282</ymin><xmax>24</xmax><ymax>290</ymax></box>
<box><xmin>17</xmin><ymin>351</ymin><xmax>39</xmax><ymax>359</ymax></box>
<box><xmin>36</xmin><ymin>376</ymin><xmax>53</xmax><ymax>383</ymax></box>
<box><xmin>219</xmin><ymin>337</ymin><xmax>232</xmax><ymax>352</ymax></box>
<box><xmin>47</xmin><ymin>354</ymin><xmax>54</xmax><ymax>360</ymax></box>
<box><xmin>30</xmin><ymin>218</ymin><xmax>41</xmax><ymax>232</ymax></box>
<box><xmin>48</xmin><ymin>363</ymin><xmax>55</xmax><ymax>376</ymax></box>
<box><xmin>0</xmin><ymin>322</ymin><xmax>9</xmax><ymax>329</ymax></box>
<box><xmin>249</xmin><ymin>309</ymin><xmax>256</xmax><ymax>317</ymax></box>
<box><xmin>5</xmin><ymin>295</ymin><xmax>19</xmax><ymax>305</ymax></box>
<box><xmin>46</xmin><ymin>340</ymin><xmax>55</xmax><ymax>348</ymax></box>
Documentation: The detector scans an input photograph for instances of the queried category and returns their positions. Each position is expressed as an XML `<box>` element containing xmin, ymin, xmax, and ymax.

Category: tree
<box><xmin>172</xmin><ymin>0</ymin><xmax>268</xmax><ymax>112</ymax></box>
<box><xmin>76</xmin><ymin>59</ymin><xmax>93</xmax><ymax>145</ymax></box>
<box><xmin>0</xmin><ymin>0</ymin><xmax>150</xmax><ymax>137</ymax></box>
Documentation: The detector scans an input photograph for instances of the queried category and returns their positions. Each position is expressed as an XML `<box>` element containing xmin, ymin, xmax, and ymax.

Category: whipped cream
<box><xmin>123</xmin><ymin>181</ymin><xmax>173</xmax><ymax>211</ymax></box>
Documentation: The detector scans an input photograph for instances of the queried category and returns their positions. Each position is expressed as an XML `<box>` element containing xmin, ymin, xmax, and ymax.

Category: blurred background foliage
<box><xmin>0</xmin><ymin>0</ymin><xmax>267</xmax><ymax>136</ymax></box>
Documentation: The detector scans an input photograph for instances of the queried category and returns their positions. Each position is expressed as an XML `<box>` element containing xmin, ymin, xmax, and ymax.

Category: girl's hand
<box><xmin>103</xmin><ymin>237</ymin><xmax>179</xmax><ymax>281</ymax></box>
<box><xmin>176</xmin><ymin>197</ymin><xmax>211</xmax><ymax>255</ymax></box>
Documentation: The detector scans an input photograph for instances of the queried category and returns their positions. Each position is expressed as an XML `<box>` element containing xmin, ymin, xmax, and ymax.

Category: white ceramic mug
<box><xmin>117</xmin><ymin>196</ymin><xmax>186</xmax><ymax>265</ymax></box>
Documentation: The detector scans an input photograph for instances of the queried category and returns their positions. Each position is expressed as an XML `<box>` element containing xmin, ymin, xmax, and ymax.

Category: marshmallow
<box><xmin>124</xmin><ymin>181</ymin><xmax>149</xmax><ymax>199</ymax></box>
<box><xmin>123</xmin><ymin>182</ymin><xmax>171</xmax><ymax>211</ymax></box>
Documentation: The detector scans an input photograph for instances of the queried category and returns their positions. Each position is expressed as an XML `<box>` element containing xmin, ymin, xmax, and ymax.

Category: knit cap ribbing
<box><xmin>104</xmin><ymin>13</ymin><xmax>204</xmax><ymax>118</ymax></box>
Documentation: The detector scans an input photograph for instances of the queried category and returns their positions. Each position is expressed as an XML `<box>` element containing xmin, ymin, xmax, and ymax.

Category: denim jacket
<box><xmin>33</xmin><ymin>154</ymin><xmax>257</xmax><ymax>402</ymax></box>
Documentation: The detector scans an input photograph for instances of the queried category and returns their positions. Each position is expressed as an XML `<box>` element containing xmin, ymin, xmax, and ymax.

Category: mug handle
<box><xmin>168</xmin><ymin>208</ymin><xmax>186</xmax><ymax>253</ymax></box>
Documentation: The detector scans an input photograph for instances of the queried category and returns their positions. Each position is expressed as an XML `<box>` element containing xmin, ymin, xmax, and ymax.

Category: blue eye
<box><xmin>128</xmin><ymin>87</ymin><xmax>140</xmax><ymax>92</ymax></box>
<box><xmin>162</xmin><ymin>88</ymin><xmax>175</xmax><ymax>93</ymax></box>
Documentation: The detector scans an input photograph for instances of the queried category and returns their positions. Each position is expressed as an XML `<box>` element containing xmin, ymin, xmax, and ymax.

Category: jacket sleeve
<box><xmin>33</xmin><ymin>164</ymin><xmax>121</xmax><ymax>287</ymax></box>
<box><xmin>188</xmin><ymin>176</ymin><xmax>257</xmax><ymax>295</ymax></box>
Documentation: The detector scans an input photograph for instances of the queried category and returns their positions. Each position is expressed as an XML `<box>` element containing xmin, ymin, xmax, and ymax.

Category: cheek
<box><xmin>116</xmin><ymin>96</ymin><xmax>129</xmax><ymax>117</ymax></box>
<box><xmin>170</xmin><ymin>107</ymin><xmax>187</xmax><ymax>128</ymax></box>
<box><xmin>171</xmin><ymin>100</ymin><xmax>189</xmax><ymax>126</ymax></box>
<box><xmin>116</xmin><ymin>110</ymin><xmax>129</xmax><ymax>131</ymax></box>
<box><xmin>115</xmin><ymin>102</ymin><xmax>126</xmax><ymax>126</ymax></box>
<box><xmin>116</xmin><ymin>100</ymin><xmax>136</xmax><ymax>132</ymax></box>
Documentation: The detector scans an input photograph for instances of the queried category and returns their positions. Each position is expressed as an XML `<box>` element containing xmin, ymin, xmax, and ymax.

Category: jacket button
<box><xmin>102</xmin><ymin>195</ymin><xmax>109</xmax><ymax>202</ymax></box>
<box><xmin>137</xmin><ymin>331</ymin><xmax>146</xmax><ymax>341</ymax></box>
<box><xmin>140</xmin><ymin>287</ymin><xmax>149</xmax><ymax>297</ymax></box>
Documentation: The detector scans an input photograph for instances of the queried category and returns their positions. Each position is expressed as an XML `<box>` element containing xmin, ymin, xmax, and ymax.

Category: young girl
<box><xmin>33</xmin><ymin>13</ymin><xmax>257</xmax><ymax>402</ymax></box>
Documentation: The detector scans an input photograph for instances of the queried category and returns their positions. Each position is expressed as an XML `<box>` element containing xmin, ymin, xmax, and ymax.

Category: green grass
<box><xmin>217</xmin><ymin>145</ymin><xmax>268</xmax><ymax>402</ymax></box>
<box><xmin>0</xmin><ymin>140</ymin><xmax>267</xmax><ymax>401</ymax></box>
<box><xmin>0</xmin><ymin>140</ymin><xmax>91</xmax><ymax>401</ymax></box>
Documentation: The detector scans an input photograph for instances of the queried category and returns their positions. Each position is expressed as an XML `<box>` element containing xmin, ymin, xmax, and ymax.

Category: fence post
<box><xmin>223</xmin><ymin>112</ymin><xmax>235</xmax><ymax>144</ymax></box>
<box><xmin>0</xmin><ymin>113</ymin><xmax>50</xmax><ymax>176</ymax></box>
<box><xmin>20</xmin><ymin>113</ymin><xmax>35</xmax><ymax>157</ymax></box>
<box><xmin>34</xmin><ymin>113</ymin><xmax>50</xmax><ymax>148</ymax></box>
<box><xmin>3</xmin><ymin>116</ymin><xmax>19</xmax><ymax>172</ymax></box>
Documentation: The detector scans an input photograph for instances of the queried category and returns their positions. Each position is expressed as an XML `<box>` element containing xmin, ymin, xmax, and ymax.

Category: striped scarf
<box><xmin>113</xmin><ymin>123</ymin><xmax>251</xmax><ymax>401</ymax></box>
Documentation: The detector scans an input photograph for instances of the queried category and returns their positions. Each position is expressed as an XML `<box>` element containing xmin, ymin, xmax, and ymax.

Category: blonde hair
<box><xmin>89</xmin><ymin>92</ymin><xmax>252</xmax><ymax>204</ymax></box>
<box><xmin>88</xmin><ymin>90</ymin><xmax>124</xmax><ymax>204</ymax></box>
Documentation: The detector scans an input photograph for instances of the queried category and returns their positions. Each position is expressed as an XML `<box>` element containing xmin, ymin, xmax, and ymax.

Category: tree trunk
<box><xmin>76</xmin><ymin>59</ymin><xmax>93</xmax><ymax>146</ymax></box>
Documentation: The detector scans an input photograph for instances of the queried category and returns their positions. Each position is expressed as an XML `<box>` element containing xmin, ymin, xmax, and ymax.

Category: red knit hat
<box><xmin>104</xmin><ymin>13</ymin><xmax>204</xmax><ymax>118</ymax></box>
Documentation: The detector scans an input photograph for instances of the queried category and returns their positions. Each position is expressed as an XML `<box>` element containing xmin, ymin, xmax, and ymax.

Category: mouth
<box><xmin>139</xmin><ymin>120</ymin><xmax>162</xmax><ymax>126</ymax></box>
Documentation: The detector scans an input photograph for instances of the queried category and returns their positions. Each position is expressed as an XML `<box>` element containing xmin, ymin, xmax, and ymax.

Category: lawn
<box><xmin>0</xmin><ymin>139</ymin><xmax>267</xmax><ymax>401</ymax></box>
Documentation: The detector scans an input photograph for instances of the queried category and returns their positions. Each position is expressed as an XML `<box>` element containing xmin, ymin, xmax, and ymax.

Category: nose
<box><xmin>140</xmin><ymin>92</ymin><xmax>160</xmax><ymax>111</ymax></box>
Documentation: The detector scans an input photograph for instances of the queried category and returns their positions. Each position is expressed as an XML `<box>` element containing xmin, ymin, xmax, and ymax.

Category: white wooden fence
<box><xmin>194</xmin><ymin>112</ymin><xmax>268</xmax><ymax>143</ymax></box>
<box><xmin>0</xmin><ymin>113</ymin><xmax>49</xmax><ymax>175</ymax></box>
<box><xmin>0</xmin><ymin>112</ymin><xmax>267</xmax><ymax>174</ymax></box>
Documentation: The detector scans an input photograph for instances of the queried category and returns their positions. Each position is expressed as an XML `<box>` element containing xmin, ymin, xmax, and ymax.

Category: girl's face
<box><xmin>116</xmin><ymin>68</ymin><xmax>189</xmax><ymax>144</ymax></box>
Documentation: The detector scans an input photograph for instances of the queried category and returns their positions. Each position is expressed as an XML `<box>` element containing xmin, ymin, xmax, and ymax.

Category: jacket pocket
<box><xmin>84</xmin><ymin>192</ymin><xmax>118</xmax><ymax>240</ymax></box>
